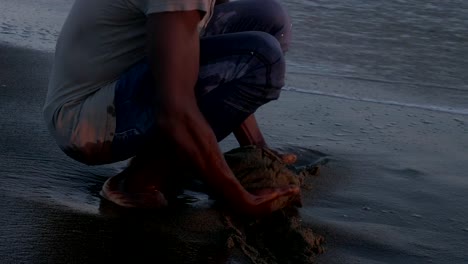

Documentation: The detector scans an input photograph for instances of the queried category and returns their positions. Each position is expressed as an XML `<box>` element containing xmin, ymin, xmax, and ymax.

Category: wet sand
<box><xmin>1</xmin><ymin>41</ymin><xmax>468</xmax><ymax>263</ymax></box>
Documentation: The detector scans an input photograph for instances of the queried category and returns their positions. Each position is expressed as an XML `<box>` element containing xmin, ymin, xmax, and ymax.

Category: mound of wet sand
<box><xmin>222</xmin><ymin>146</ymin><xmax>325</xmax><ymax>264</ymax></box>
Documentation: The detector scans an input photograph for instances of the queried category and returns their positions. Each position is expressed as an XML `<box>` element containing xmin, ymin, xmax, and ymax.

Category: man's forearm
<box><xmin>233</xmin><ymin>115</ymin><xmax>267</xmax><ymax>147</ymax></box>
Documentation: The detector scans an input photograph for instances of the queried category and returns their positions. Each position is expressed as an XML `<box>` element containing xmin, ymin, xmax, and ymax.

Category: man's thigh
<box><xmin>203</xmin><ymin>0</ymin><xmax>291</xmax><ymax>52</ymax></box>
<box><xmin>196</xmin><ymin>31</ymin><xmax>284</xmax><ymax>140</ymax></box>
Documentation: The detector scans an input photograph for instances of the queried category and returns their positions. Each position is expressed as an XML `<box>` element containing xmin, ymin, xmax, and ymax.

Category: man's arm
<box><xmin>233</xmin><ymin>114</ymin><xmax>267</xmax><ymax>147</ymax></box>
<box><xmin>146</xmin><ymin>11</ymin><xmax>298</xmax><ymax>216</ymax></box>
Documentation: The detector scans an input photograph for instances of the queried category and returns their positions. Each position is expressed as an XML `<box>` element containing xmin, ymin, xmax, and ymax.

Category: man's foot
<box><xmin>100</xmin><ymin>156</ymin><xmax>181</xmax><ymax>208</ymax></box>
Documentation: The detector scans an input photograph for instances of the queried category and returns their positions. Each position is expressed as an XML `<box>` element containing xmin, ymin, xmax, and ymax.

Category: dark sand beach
<box><xmin>2</xmin><ymin>43</ymin><xmax>468</xmax><ymax>263</ymax></box>
<box><xmin>1</xmin><ymin>0</ymin><xmax>468</xmax><ymax>263</ymax></box>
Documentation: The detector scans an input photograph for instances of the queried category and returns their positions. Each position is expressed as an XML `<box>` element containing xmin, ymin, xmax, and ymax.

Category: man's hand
<box><xmin>233</xmin><ymin>114</ymin><xmax>298</xmax><ymax>164</ymax></box>
<box><xmin>235</xmin><ymin>186</ymin><xmax>301</xmax><ymax>216</ymax></box>
<box><xmin>268</xmin><ymin>148</ymin><xmax>298</xmax><ymax>165</ymax></box>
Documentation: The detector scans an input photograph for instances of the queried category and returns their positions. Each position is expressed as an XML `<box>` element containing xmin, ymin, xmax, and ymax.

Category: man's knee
<box><xmin>258</xmin><ymin>0</ymin><xmax>292</xmax><ymax>51</ymax></box>
<box><xmin>247</xmin><ymin>31</ymin><xmax>285</xmax><ymax>100</ymax></box>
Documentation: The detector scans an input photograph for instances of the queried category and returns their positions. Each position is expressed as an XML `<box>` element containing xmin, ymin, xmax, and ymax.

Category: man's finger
<box><xmin>281</xmin><ymin>153</ymin><xmax>297</xmax><ymax>164</ymax></box>
<box><xmin>257</xmin><ymin>185</ymin><xmax>300</xmax><ymax>202</ymax></box>
<box><xmin>276</xmin><ymin>185</ymin><xmax>300</xmax><ymax>196</ymax></box>
<box><xmin>251</xmin><ymin>185</ymin><xmax>299</xmax><ymax>196</ymax></box>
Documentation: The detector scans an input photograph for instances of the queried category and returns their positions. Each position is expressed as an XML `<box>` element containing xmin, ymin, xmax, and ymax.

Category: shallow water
<box><xmin>284</xmin><ymin>0</ymin><xmax>468</xmax><ymax>88</ymax></box>
<box><xmin>1</xmin><ymin>0</ymin><xmax>468</xmax><ymax>263</ymax></box>
<box><xmin>282</xmin><ymin>0</ymin><xmax>468</xmax><ymax>118</ymax></box>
